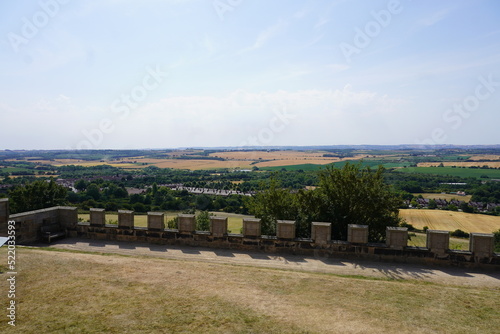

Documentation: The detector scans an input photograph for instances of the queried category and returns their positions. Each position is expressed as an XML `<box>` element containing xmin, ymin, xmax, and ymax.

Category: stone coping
<box><xmin>10</xmin><ymin>206</ymin><xmax>77</xmax><ymax>218</ymax></box>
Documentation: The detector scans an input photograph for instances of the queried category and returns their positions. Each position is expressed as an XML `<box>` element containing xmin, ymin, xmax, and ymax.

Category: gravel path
<box><xmin>39</xmin><ymin>237</ymin><xmax>500</xmax><ymax>288</ymax></box>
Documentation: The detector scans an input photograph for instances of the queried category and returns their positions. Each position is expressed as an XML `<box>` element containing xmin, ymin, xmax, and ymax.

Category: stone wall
<box><xmin>66</xmin><ymin>208</ymin><xmax>499</xmax><ymax>267</ymax></box>
<box><xmin>6</xmin><ymin>205</ymin><xmax>77</xmax><ymax>244</ymax></box>
<box><xmin>1</xmin><ymin>198</ymin><xmax>498</xmax><ymax>268</ymax></box>
<box><xmin>0</xmin><ymin>198</ymin><xmax>8</xmax><ymax>236</ymax></box>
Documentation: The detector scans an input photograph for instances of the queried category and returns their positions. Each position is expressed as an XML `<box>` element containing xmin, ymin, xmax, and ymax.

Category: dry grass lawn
<box><xmin>0</xmin><ymin>247</ymin><xmax>499</xmax><ymax>333</ymax></box>
<box><xmin>400</xmin><ymin>209</ymin><xmax>500</xmax><ymax>234</ymax></box>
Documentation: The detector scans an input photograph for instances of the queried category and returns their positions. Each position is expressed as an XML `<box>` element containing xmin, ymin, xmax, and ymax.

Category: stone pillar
<box><xmin>469</xmin><ymin>233</ymin><xmax>495</xmax><ymax>258</ymax></box>
<box><xmin>347</xmin><ymin>224</ymin><xmax>369</xmax><ymax>244</ymax></box>
<box><xmin>178</xmin><ymin>214</ymin><xmax>196</xmax><ymax>233</ymax></box>
<box><xmin>311</xmin><ymin>222</ymin><xmax>331</xmax><ymax>245</ymax></box>
<box><xmin>242</xmin><ymin>218</ymin><xmax>261</xmax><ymax>237</ymax></box>
<box><xmin>426</xmin><ymin>230</ymin><xmax>449</xmax><ymax>254</ymax></box>
<box><xmin>276</xmin><ymin>220</ymin><xmax>295</xmax><ymax>239</ymax></box>
<box><xmin>210</xmin><ymin>216</ymin><xmax>228</xmax><ymax>237</ymax></box>
<box><xmin>90</xmin><ymin>208</ymin><xmax>105</xmax><ymax>227</ymax></box>
<box><xmin>118</xmin><ymin>210</ymin><xmax>134</xmax><ymax>229</ymax></box>
<box><xmin>58</xmin><ymin>206</ymin><xmax>78</xmax><ymax>229</ymax></box>
<box><xmin>386</xmin><ymin>227</ymin><xmax>408</xmax><ymax>250</ymax></box>
<box><xmin>0</xmin><ymin>198</ymin><xmax>9</xmax><ymax>237</ymax></box>
<box><xmin>147</xmin><ymin>212</ymin><xmax>165</xmax><ymax>231</ymax></box>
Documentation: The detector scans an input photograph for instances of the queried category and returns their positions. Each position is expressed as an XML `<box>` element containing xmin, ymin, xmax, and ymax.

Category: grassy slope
<box><xmin>0</xmin><ymin>247</ymin><xmax>499</xmax><ymax>333</ymax></box>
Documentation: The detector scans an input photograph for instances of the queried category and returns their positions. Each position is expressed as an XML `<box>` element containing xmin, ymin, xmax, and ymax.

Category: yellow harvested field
<box><xmin>419</xmin><ymin>193</ymin><xmax>472</xmax><ymax>202</ymax></box>
<box><xmin>418</xmin><ymin>162</ymin><xmax>500</xmax><ymax>168</ymax></box>
<box><xmin>400</xmin><ymin>209</ymin><xmax>500</xmax><ymax>233</ymax></box>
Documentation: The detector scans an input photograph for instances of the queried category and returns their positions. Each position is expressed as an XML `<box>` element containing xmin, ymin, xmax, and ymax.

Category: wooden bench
<box><xmin>40</xmin><ymin>224</ymin><xmax>66</xmax><ymax>243</ymax></box>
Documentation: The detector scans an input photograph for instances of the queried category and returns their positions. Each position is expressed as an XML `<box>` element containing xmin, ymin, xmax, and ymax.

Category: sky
<box><xmin>1</xmin><ymin>0</ymin><xmax>500</xmax><ymax>150</ymax></box>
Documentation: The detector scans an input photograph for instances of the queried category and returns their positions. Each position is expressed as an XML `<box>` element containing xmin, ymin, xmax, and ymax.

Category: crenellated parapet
<box><xmin>1</xmin><ymin>198</ymin><xmax>498</xmax><ymax>268</ymax></box>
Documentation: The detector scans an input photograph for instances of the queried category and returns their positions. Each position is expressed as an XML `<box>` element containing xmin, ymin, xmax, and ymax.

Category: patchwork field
<box><xmin>11</xmin><ymin>150</ymin><xmax>500</xmax><ymax>172</ymax></box>
<box><xmin>400</xmin><ymin>209</ymin><xmax>500</xmax><ymax>233</ymax></box>
<box><xmin>0</xmin><ymin>247</ymin><xmax>499</xmax><ymax>333</ymax></box>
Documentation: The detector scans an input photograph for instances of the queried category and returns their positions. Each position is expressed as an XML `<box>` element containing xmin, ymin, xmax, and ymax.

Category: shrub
<box><xmin>450</xmin><ymin>229</ymin><xmax>469</xmax><ymax>238</ymax></box>
<box><xmin>399</xmin><ymin>221</ymin><xmax>416</xmax><ymax>231</ymax></box>
<box><xmin>196</xmin><ymin>211</ymin><xmax>211</xmax><ymax>231</ymax></box>
<box><xmin>167</xmin><ymin>217</ymin><xmax>178</xmax><ymax>229</ymax></box>
<box><xmin>494</xmin><ymin>229</ymin><xmax>500</xmax><ymax>252</ymax></box>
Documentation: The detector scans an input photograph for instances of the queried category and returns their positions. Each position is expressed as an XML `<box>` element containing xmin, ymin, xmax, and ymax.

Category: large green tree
<box><xmin>316</xmin><ymin>163</ymin><xmax>403</xmax><ymax>242</ymax></box>
<box><xmin>246</xmin><ymin>177</ymin><xmax>298</xmax><ymax>235</ymax></box>
<box><xmin>248</xmin><ymin>163</ymin><xmax>403</xmax><ymax>242</ymax></box>
<box><xmin>9</xmin><ymin>179</ymin><xmax>68</xmax><ymax>214</ymax></box>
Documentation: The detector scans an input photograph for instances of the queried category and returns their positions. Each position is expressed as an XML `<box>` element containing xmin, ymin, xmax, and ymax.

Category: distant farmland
<box><xmin>419</xmin><ymin>193</ymin><xmax>472</xmax><ymax>202</ymax></box>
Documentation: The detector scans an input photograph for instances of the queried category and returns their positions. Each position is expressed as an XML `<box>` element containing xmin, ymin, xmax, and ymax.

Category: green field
<box><xmin>407</xmin><ymin>232</ymin><xmax>469</xmax><ymax>250</ymax></box>
<box><xmin>395</xmin><ymin>166</ymin><xmax>500</xmax><ymax>179</ymax></box>
<box><xmin>262</xmin><ymin>160</ymin><xmax>410</xmax><ymax>171</ymax></box>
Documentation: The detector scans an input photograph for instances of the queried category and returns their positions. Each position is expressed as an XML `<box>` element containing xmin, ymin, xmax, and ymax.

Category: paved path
<box><xmin>39</xmin><ymin>238</ymin><xmax>500</xmax><ymax>288</ymax></box>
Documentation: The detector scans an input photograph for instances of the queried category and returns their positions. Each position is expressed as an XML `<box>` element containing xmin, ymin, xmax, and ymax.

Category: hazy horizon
<box><xmin>1</xmin><ymin>0</ymin><xmax>500</xmax><ymax>150</ymax></box>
